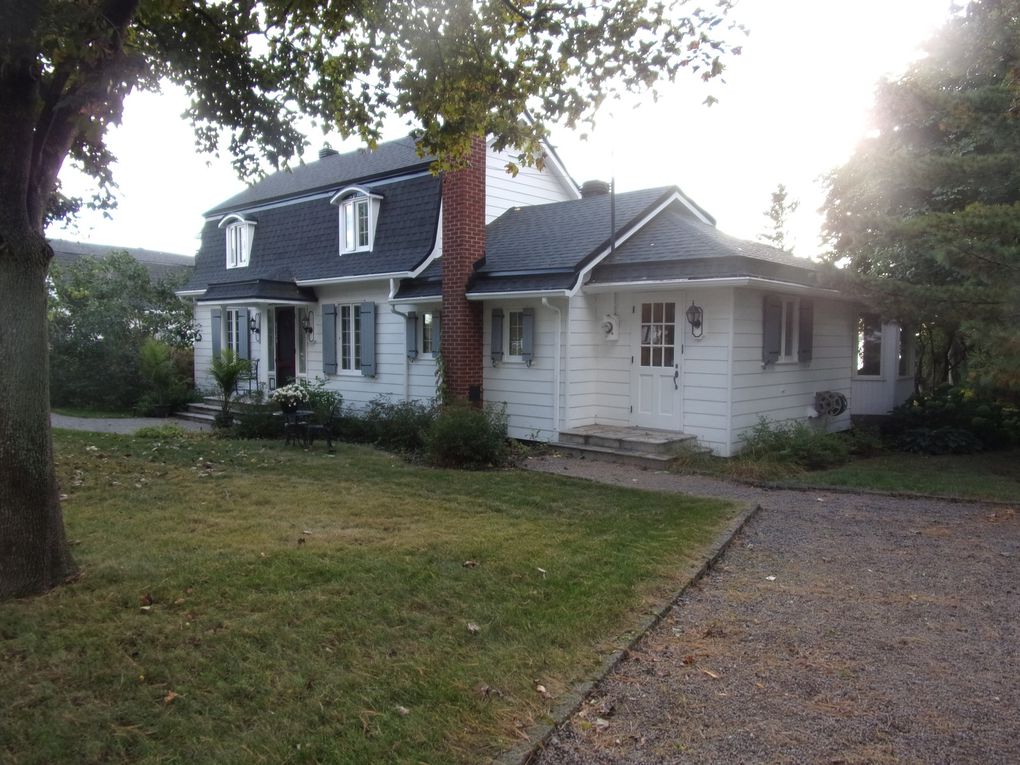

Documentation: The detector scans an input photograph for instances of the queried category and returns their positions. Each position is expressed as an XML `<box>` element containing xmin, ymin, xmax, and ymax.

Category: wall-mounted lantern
<box><xmin>685</xmin><ymin>302</ymin><xmax>704</xmax><ymax>338</ymax></box>
<box><xmin>248</xmin><ymin>313</ymin><xmax>261</xmax><ymax>339</ymax></box>
<box><xmin>301</xmin><ymin>310</ymin><xmax>315</xmax><ymax>343</ymax></box>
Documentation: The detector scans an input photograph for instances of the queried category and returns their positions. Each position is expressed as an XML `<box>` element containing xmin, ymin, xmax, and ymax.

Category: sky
<box><xmin>47</xmin><ymin>0</ymin><xmax>956</xmax><ymax>259</ymax></box>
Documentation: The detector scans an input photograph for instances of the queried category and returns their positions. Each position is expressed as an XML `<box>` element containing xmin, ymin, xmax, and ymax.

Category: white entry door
<box><xmin>630</xmin><ymin>296</ymin><xmax>682</xmax><ymax>430</ymax></box>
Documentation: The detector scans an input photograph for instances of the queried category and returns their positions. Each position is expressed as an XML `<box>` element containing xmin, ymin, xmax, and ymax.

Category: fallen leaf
<box><xmin>140</xmin><ymin>593</ymin><xmax>154</xmax><ymax>606</ymax></box>
<box><xmin>537</xmin><ymin>567</ymin><xmax>547</xmax><ymax>578</ymax></box>
<box><xmin>462</xmin><ymin>560</ymin><xmax>478</xmax><ymax>568</ymax></box>
<box><xmin>765</xmin><ymin>575</ymin><xmax>776</xmax><ymax>581</ymax></box>
<box><xmin>163</xmin><ymin>690</ymin><xmax>180</xmax><ymax>704</ymax></box>
<box><xmin>395</xmin><ymin>705</ymin><xmax>410</xmax><ymax>716</ymax></box>
<box><xmin>594</xmin><ymin>717</ymin><xmax>610</xmax><ymax>732</ymax></box>
<box><xmin>700</xmin><ymin>668</ymin><xmax>720</xmax><ymax>679</ymax></box>
<box><xmin>681</xmin><ymin>654</ymin><xmax>696</xmax><ymax>665</ymax></box>
<box><xmin>467</xmin><ymin>622</ymin><xmax>480</xmax><ymax>635</ymax></box>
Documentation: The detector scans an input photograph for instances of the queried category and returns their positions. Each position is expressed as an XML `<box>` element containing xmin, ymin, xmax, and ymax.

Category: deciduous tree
<box><xmin>0</xmin><ymin>0</ymin><xmax>740</xmax><ymax>598</ymax></box>
<box><xmin>822</xmin><ymin>0</ymin><xmax>1020</xmax><ymax>394</ymax></box>
<box><xmin>759</xmin><ymin>182</ymin><xmax>798</xmax><ymax>252</ymax></box>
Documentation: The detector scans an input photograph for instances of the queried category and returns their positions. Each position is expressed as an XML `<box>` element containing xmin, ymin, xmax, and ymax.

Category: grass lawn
<box><xmin>1</xmin><ymin>430</ymin><xmax>735</xmax><ymax>764</ymax></box>
<box><xmin>790</xmin><ymin>449</ymin><xmax>1020</xmax><ymax>502</ymax></box>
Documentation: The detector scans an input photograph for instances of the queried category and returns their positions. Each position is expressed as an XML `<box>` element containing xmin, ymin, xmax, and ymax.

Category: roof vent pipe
<box><xmin>318</xmin><ymin>145</ymin><xmax>339</xmax><ymax>159</ymax></box>
<box><xmin>580</xmin><ymin>179</ymin><xmax>610</xmax><ymax>198</ymax></box>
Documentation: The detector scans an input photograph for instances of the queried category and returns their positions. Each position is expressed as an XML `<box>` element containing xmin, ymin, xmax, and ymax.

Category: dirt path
<box><xmin>525</xmin><ymin>455</ymin><xmax>1020</xmax><ymax>764</ymax></box>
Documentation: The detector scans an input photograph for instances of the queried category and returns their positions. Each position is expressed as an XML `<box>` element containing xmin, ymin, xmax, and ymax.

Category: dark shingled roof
<box><xmin>208</xmin><ymin>136</ymin><xmax>431</xmax><ymax>215</ymax></box>
<box><xmin>587</xmin><ymin>204</ymin><xmax>819</xmax><ymax>287</ymax></box>
<box><xmin>183</xmin><ymin>174</ymin><xmax>441</xmax><ymax>294</ymax></box>
<box><xmin>49</xmin><ymin>239</ymin><xmax>193</xmax><ymax>282</ymax></box>
<box><xmin>197</xmin><ymin>279</ymin><xmax>317</xmax><ymax>303</ymax></box>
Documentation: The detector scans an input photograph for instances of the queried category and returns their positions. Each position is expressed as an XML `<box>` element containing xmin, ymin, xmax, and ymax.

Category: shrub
<box><xmin>424</xmin><ymin>403</ymin><xmax>509</xmax><ymax>469</ymax></box>
<box><xmin>839</xmin><ymin>426</ymin><xmax>886</xmax><ymax>457</ymax></box>
<box><xmin>134</xmin><ymin>424</ymin><xmax>188</xmax><ymax>439</ymax></box>
<box><xmin>740</xmin><ymin>417</ymin><xmax>850</xmax><ymax>470</ymax></box>
<box><xmin>234</xmin><ymin>404</ymin><xmax>285</xmax><ymax>440</ymax></box>
<box><xmin>136</xmin><ymin>338</ymin><xmax>190</xmax><ymax>416</ymax></box>
<box><xmin>365</xmin><ymin>398</ymin><xmax>437</xmax><ymax>453</ymax></box>
<box><xmin>889</xmin><ymin>385</ymin><xmax>1019</xmax><ymax>451</ymax></box>
<box><xmin>896</xmin><ymin>426</ymin><xmax>984</xmax><ymax>455</ymax></box>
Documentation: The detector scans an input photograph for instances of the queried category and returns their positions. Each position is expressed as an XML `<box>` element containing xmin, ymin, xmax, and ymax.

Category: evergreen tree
<box><xmin>760</xmin><ymin>183</ymin><xmax>799</xmax><ymax>252</ymax></box>
<box><xmin>823</xmin><ymin>0</ymin><xmax>1020</xmax><ymax>395</ymax></box>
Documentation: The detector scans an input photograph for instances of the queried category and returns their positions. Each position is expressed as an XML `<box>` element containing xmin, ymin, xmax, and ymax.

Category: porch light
<box><xmin>685</xmin><ymin>302</ymin><xmax>704</xmax><ymax>338</ymax></box>
<box><xmin>301</xmin><ymin>310</ymin><xmax>315</xmax><ymax>340</ymax></box>
<box><xmin>248</xmin><ymin>313</ymin><xmax>261</xmax><ymax>338</ymax></box>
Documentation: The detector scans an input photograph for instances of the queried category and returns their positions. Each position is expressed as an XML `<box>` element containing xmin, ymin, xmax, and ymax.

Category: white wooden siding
<box><xmin>193</xmin><ymin>303</ymin><xmax>214</xmax><ymax>390</ymax></box>
<box><xmin>730</xmin><ymin>288</ymin><xmax>853</xmax><ymax>455</ymax></box>
<box><xmin>482</xmin><ymin>298</ymin><xmax>565</xmax><ymax>441</ymax></box>
<box><xmin>486</xmin><ymin>144</ymin><xmax>578</xmax><ymax>223</ymax></box>
<box><xmin>850</xmin><ymin>321</ymin><xmax>915</xmax><ymax>415</ymax></box>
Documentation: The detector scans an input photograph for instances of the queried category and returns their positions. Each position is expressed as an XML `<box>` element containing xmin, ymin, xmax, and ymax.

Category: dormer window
<box><xmin>219</xmin><ymin>214</ymin><xmax>256</xmax><ymax>269</ymax></box>
<box><xmin>330</xmin><ymin>186</ymin><xmax>382</xmax><ymax>254</ymax></box>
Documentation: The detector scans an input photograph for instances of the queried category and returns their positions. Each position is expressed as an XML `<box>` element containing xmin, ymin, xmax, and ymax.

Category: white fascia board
<box><xmin>295</xmin><ymin>271</ymin><xmax>410</xmax><ymax>286</ymax></box>
<box><xmin>466</xmin><ymin>289</ymin><xmax>571</xmax><ymax>301</ymax></box>
<box><xmin>218</xmin><ymin>213</ymin><xmax>257</xmax><ymax>229</ymax></box>
<box><xmin>195</xmin><ymin>297</ymin><xmax>315</xmax><ymax>306</ymax></box>
<box><xmin>388</xmin><ymin>294</ymin><xmax>442</xmax><ymax>305</ymax></box>
<box><xmin>176</xmin><ymin>289</ymin><xmax>205</xmax><ymax>297</ymax></box>
<box><xmin>582</xmin><ymin>276</ymin><xmax>845</xmax><ymax>299</ymax></box>
<box><xmin>568</xmin><ymin>191</ymin><xmax>686</xmax><ymax>296</ymax></box>
<box><xmin>329</xmin><ymin>185</ymin><xmax>384</xmax><ymax>206</ymax></box>
<box><xmin>409</xmin><ymin>207</ymin><xmax>442</xmax><ymax>278</ymax></box>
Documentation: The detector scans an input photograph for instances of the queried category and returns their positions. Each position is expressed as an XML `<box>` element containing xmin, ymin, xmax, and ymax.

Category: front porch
<box><xmin>552</xmin><ymin>424</ymin><xmax>706</xmax><ymax>468</ymax></box>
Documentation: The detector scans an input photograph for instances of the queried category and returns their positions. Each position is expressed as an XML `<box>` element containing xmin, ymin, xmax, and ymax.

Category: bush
<box><xmin>134</xmin><ymin>424</ymin><xmax>188</xmax><ymax>439</ymax></box>
<box><xmin>740</xmin><ymin>417</ymin><xmax>850</xmax><ymax>470</ymax></box>
<box><xmin>424</xmin><ymin>403</ymin><xmax>509</xmax><ymax>469</ymax></box>
<box><xmin>136</xmin><ymin>338</ymin><xmax>190</xmax><ymax>416</ymax></box>
<box><xmin>234</xmin><ymin>404</ymin><xmax>285</xmax><ymax>440</ymax></box>
<box><xmin>889</xmin><ymin>385</ymin><xmax>1019</xmax><ymax>451</ymax></box>
<box><xmin>365</xmin><ymin>398</ymin><xmax>437</xmax><ymax>453</ymax></box>
<box><xmin>895</xmin><ymin>426</ymin><xmax>984</xmax><ymax>455</ymax></box>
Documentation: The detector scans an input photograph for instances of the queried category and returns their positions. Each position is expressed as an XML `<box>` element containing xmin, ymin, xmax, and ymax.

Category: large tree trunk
<box><xmin>0</xmin><ymin>230</ymin><xmax>76</xmax><ymax>599</ymax></box>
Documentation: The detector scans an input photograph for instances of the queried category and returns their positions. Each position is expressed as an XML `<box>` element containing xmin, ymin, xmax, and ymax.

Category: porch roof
<box><xmin>195</xmin><ymin>279</ymin><xmax>318</xmax><ymax>304</ymax></box>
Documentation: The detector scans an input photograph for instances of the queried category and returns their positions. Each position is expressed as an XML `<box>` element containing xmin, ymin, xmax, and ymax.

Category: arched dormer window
<box><xmin>219</xmin><ymin>214</ymin><xmax>256</xmax><ymax>269</ymax></box>
<box><xmin>330</xmin><ymin>186</ymin><xmax>383</xmax><ymax>254</ymax></box>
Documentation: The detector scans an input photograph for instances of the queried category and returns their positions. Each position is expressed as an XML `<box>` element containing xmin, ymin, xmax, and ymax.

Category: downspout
<box><xmin>542</xmin><ymin>298</ymin><xmax>562</xmax><ymax>436</ymax></box>
<box><xmin>389</xmin><ymin>278</ymin><xmax>411</xmax><ymax>402</ymax></box>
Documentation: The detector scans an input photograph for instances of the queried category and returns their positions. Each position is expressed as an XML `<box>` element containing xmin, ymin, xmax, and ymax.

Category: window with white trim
<box><xmin>779</xmin><ymin>298</ymin><xmax>799</xmax><ymax>361</ymax></box>
<box><xmin>507</xmin><ymin>310</ymin><xmax>525</xmax><ymax>358</ymax></box>
<box><xmin>332</xmin><ymin>187</ymin><xmax>382</xmax><ymax>254</ymax></box>
<box><xmin>856</xmin><ymin>312</ymin><xmax>883</xmax><ymax>376</ymax></box>
<box><xmin>225</xmin><ymin>308</ymin><xmax>243</xmax><ymax>355</ymax></box>
<box><xmin>422</xmin><ymin>312</ymin><xmax>438</xmax><ymax>355</ymax></box>
<box><xmin>339</xmin><ymin>304</ymin><xmax>362</xmax><ymax>371</ymax></box>
<box><xmin>224</xmin><ymin>221</ymin><xmax>254</xmax><ymax>268</ymax></box>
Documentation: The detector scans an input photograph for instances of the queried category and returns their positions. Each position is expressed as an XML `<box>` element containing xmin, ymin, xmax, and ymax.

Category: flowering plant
<box><xmin>271</xmin><ymin>383</ymin><xmax>310</xmax><ymax>410</ymax></box>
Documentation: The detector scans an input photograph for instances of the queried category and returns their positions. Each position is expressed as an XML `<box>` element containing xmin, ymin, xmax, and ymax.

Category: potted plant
<box><xmin>271</xmin><ymin>383</ymin><xmax>310</xmax><ymax>414</ymax></box>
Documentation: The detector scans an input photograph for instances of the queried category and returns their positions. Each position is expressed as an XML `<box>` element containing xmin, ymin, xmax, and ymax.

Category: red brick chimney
<box><xmin>441</xmin><ymin>136</ymin><xmax>486</xmax><ymax>403</ymax></box>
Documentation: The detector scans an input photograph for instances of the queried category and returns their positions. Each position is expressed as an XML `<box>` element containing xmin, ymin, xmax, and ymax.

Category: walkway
<box><xmin>51</xmin><ymin>413</ymin><xmax>210</xmax><ymax>434</ymax></box>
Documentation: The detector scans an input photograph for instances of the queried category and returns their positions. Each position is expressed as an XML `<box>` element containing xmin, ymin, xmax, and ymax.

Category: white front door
<box><xmin>630</xmin><ymin>296</ymin><xmax>682</xmax><ymax>430</ymax></box>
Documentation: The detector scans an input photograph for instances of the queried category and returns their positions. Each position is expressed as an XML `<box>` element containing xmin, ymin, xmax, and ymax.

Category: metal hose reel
<box><xmin>814</xmin><ymin>390</ymin><xmax>848</xmax><ymax>417</ymax></box>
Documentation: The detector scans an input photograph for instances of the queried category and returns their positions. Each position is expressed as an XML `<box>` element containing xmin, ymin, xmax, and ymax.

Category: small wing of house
<box><xmin>48</xmin><ymin>239</ymin><xmax>194</xmax><ymax>282</ymax></box>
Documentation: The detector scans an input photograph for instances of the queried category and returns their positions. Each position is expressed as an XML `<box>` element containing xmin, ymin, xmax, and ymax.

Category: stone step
<box><xmin>548</xmin><ymin>442</ymin><xmax>678</xmax><ymax>469</ymax></box>
<box><xmin>174</xmin><ymin>410</ymin><xmax>216</xmax><ymax>424</ymax></box>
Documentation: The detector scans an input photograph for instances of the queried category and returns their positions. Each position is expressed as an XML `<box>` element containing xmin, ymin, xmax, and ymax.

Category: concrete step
<box><xmin>174</xmin><ymin>410</ymin><xmax>216</xmax><ymax>424</ymax></box>
<box><xmin>558</xmin><ymin>425</ymin><xmax>699</xmax><ymax>456</ymax></box>
<box><xmin>548</xmin><ymin>442</ymin><xmax>678</xmax><ymax>469</ymax></box>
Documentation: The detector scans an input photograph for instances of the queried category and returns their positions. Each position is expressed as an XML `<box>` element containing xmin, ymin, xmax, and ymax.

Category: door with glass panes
<box><xmin>630</xmin><ymin>296</ymin><xmax>682</xmax><ymax>430</ymax></box>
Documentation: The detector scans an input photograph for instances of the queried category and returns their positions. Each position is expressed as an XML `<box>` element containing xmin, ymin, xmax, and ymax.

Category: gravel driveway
<box><xmin>525</xmin><ymin>455</ymin><xmax>1020</xmax><ymax>764</ymax></box>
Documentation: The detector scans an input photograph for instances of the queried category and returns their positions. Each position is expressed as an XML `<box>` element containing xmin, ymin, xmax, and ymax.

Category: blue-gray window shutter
<box><xmin>762</xmin><ymin>295</ymin><xmax>782</xmax><ymax>365</ymax></box>
<box><xmin>211</xmin><ymin>308</ymin><xmax>222</xmax><ymax>359</ymax></box>
<box><xmin>239</xmin><ymin>308</ymin><xmax>250</xmax><ymax>360</ymax></box>
<box><xmin>360</xmin><ymin>301</ymin><xmax>376</xmax><ymax>377</ymax></box>
<box><xmin>521</xmin><ymin>307</ymin><xmax>535</xmax><ymax>366</ymax></box>
<box><xmin>491</xmin><ymin>308</ymin><xmax>504</xmax><ymax>364</ymax></box>
<box><xmin>798</xmin><ymin>300</ymin><xmax>814</xmax><ymax>362</ymax></box>
<box><xmin>431</xmin><ymin>312</ymin><xmax>442</xmax><ymax>353</ymax></box>
<box><xmin>406</xmin><ymin>311</ymin><xmax>418</xmax><ymax>360</ymax></box>
<box><xmin>322</xmin><ymin>304</ymin><xmax>337</xmax><ymax>375</ymax></box>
